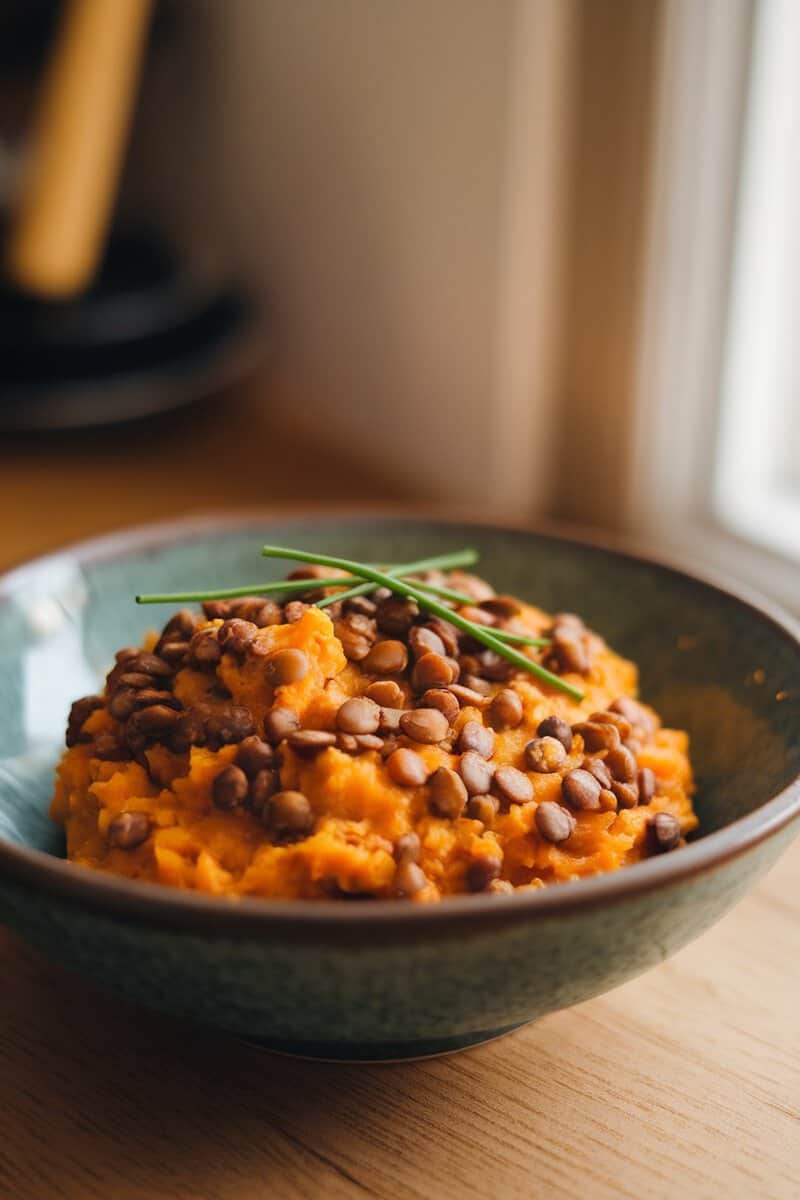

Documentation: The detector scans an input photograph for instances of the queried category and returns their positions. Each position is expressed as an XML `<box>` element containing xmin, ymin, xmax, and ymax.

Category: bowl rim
<box><xmin>1</xmin><ymin>506</ymin><xmax>798</xmax><ymax>938</ymax></box>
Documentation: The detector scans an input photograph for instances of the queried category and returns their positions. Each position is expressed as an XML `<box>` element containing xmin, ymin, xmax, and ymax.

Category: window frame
<box><xmin>624</xmin><ymin>0</ymin><xmax>800</xmax><ymax>613</ymax></box>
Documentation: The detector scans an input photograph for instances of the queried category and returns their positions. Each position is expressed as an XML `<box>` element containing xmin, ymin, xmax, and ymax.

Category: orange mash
<box><xmin>51</xmin><ymin>572</ymin><xmax>697</xmax><ymax>900</ymax></box>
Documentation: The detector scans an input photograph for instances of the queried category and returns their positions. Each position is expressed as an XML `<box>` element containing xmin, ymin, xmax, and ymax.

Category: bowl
<box><xmin>0</xmin><ymin>513</ymin><xmax>798</xmax><ymax>1061</ymax></box>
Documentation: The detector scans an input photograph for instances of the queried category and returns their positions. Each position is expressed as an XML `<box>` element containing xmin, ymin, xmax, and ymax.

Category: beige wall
<box><xmin>140</xmin><ymin>0</ymin><xmax>575</xmax><ymax>508</ymax></box>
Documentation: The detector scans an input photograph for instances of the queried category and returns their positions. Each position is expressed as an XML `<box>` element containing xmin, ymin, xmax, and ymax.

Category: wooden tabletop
<box><xmin>1</xmin><ymin>387</ymin><xmax>798</xmax><ymax>1200</ymax></box>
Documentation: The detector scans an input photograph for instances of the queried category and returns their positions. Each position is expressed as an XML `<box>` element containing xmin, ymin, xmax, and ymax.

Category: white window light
<box><xmin>714</xmin><ymin>0</ymin><xmax>800</xmax><ymax>563</ymax></box>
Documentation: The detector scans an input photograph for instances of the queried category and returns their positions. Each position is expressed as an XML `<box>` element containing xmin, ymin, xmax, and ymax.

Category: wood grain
<box><xmin>0</xmin><ymin>385</ymin><xmax>798</xmax><ymax>1199</ymax></box>
<box><xmin>1</xmin><ymin>844</ymin><xmax>798</xmax><ymax>1200</ymax></box>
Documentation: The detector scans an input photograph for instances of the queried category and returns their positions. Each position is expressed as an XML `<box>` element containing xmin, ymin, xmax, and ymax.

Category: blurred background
<box><xmin>0</xmin><ymin>0</ymin><xmax>797</xmax><ymax>611</ymax></box>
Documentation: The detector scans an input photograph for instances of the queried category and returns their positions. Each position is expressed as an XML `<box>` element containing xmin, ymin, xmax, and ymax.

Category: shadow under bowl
<box><xmin>0</xmin><ymin>513</ymin><xmax>798</xmax><ymax>1060</ymax></box>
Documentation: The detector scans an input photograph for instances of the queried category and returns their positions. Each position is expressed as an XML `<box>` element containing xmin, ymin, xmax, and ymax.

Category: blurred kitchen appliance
<box><xmin>0</xmin><ymin>0</ymin><xmax>258</xmax><ymax>430</ymax></box>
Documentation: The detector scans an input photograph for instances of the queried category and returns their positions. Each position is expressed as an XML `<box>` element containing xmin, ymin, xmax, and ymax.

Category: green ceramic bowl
<box><xmin>1</xmin><ymin>514</ymin><xmax>798</xmax><ymax>1060</ymax></box>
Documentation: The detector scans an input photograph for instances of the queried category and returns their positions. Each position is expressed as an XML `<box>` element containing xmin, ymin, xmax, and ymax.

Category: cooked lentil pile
<box><xmin>51</xmin><ymin>566</ymin><xmax>697</xmax><ymax>899</ymax></box>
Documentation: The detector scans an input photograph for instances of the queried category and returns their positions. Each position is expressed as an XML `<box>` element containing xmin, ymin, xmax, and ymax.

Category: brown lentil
<box><xmin>334</xmin><ymin>621</ymin><xmax>372</xmax><ymax>662</ymax></box>
<box><xmin>480</xmin><ymin>595</ymin><xmax>521</xmax><ymax>619</ymax></box>
<box><xmin>605</xmin><ymin>744</ymin><xmax>637</xmax><ymax>782</ymax></box>
<box><xmin>489</xmin><ymin>688</ymin><xmax>524</xmax><ymax>730</ymax></box>
<box><xmin>474</xmin><ymin>649</ymin><xmax>514</xmax><ymax>682</ymax></box>
<box><xmin>363</xmin><ymin>640</ymin><xmax>408</xmax><ymax>675</ymax></box>
<box><xmin>412</xmin><ymin>652</ymin><xmax>456</xmax><ymax>692</ymax></box>
<box><xmin>236</xmin><ymin>735</ymin><xmax>276</xmax><ymax>778</ymax></box>
<box><xmin>549</xmin><ymin>631</ymin><xmax>589</xmax><ymax>674</ymax></box>
<box><xmin>458</xmin><ymin>750</ymin><xmax>494</xmax><ymax>795</ymax></box>
<box><xmin>424</xmin><ymin>617</ymin><xmax>460</xmax><ymax>657</ymax></box>
<box><xmin>107</xmin><ymin>810</ymin><xmax>150</xmax><ymax>849</ymax></box>
<box><xmin>599</xmin><ymin>788</ymin><xmax>618</xmax><ymax>812</ymax></box>
<box><xmin>66</xmin><ymin>695</ymin><xmax>104</xmax><ymax>747</ymax></box>
<box><xmin>589</xmin><ymin>709</ymin><xmax>633</xmax><ymax>740</ymax></box>
<box><xmin>264</xmin><ymin>648</ymin><xmax>309</xmax><ymax>686</ymax></box>
<box><xmin>562</xmin><ymin>768</ymin><xmax>602</xmax><ymax>811</ymax></box>
<box><xmin>536</xmin><ymin>715</ymin><xmax>574</xmax><ymax>752</ymax></box>
<box><xmin>613</xmin><ymin>780</ymin><xmax>639</xmax><ymax>809</ymax></box>
<box><xmin>394</xmin><ymin>831</ymin><xmax>421</xmax><ymax>863</ymax></box>
<box><xmin>429</xmin><ymin>767</ymin><xmax>468</xmax><ymax>818</ymax></box>
<box><xmin>284</xmin><ymin>600</ymin><xmax>310</xmax><ymax>623</ymax></box>
<box><xmin>583</xmin><ymin>757</ymin><xmax>613</xmax><ymax>788</ymax></box>
<box><xmin>202</xmin><ymin>600</ymin><xmax>233</xmax><ymax>620</ymax></box>
<box><xmin>189</xmin><ymin>629</ymin><xmax>221</xmax><ymax>666</ymax></box>
<box><xmin>648</xmin><ymin>811</ymin><xmax>681</xmax><ymax>852</ymax></box>
<box><xmin>394</xmin><ymin>860</ymin><xmax>427</xmax><ymax>897</ymax></box>
<box><xmin>638</xmin><ymin>766</ymin><xmax>656</xmax><ymax>805</ymax></box>
<box><xmin>266</xmin><ymin>790</ymin><xmax>314</xmax><ymax>838</ymax></box>
<box><xmin>127</xmin><ymin>652</ymin><xmax>173</xmax><ymax>677</ymax></box>
<box><xmin>465</xmin><ymin>794</ymin><xmax>499</xmax><ymax>825</ymax></box>
<box><xmin>419</xmin><ymin>688</ymin><xmax>460</xmax><ymax>724</ymax></box>
<box><xmin>387</xmin><ymin>748</ymin><xmax>429</xmax><ymax>787</ymax></box>
<box><xmin>264</xmin><ymin>706</ymin><xmax>300</xmax><ymax>744</ymax></box>
<box><xmin>408</xmin><ymin>625</ymin><xmax>446</xmax><ymax>660</ymax></box>
<box><xmin>448</xmin><ymin>683</ymin><xmax>490</xmax><ymax>707</ymax></box>
<box><xmin>156</xmin><ymin>641</ymin><xmax>190</xmax><ymax>667</ymax></box>
<box><xmin>494</xmin><ymin>765</ymin><xmax>534</xmax><ymax>806</ymax></box>
<box><xmin>213</xmin><ymin>764</ymin><xmax>249</xmax><ymax>810</ymax></box>
<box><xmin>378</xmin><ymin>706</ymin><xmax>404</xmax><ymax>733</ymax></box>
<box><xmin>336</xmin><ymin>696</ymin><xmax>381</xmax><ymax>735</ymax></box>
<box><xmin>466</xmin><ymin>856</ymin><xmax>502</xmax><ymax>892</ymax></box>
<box><xmin>287</xmin><ymin>730</ymin><xmax>337</xmax><ymax>756</ymax></box>
<box><xmin>458</xmin><ymin>720</ymin><xmax>495</xmax><ymax>759</ymax></box>
<box><xmin>365</xmin><ymin>679</ymin><xmax>404</xmax><ymax>707</ymax></box>
<box><xmin>459</xmin><ymin>605</ymin><xmax>497</xmax><ymax>628</ymax></box>
<box><xmin>524</xmin><ymin>736</ymin><xmax>567</xmax><ymax>774</ymax></box>
<box><xmin>353</xmin><ymin>733</ymin><xmax>383</xmax><ymax>752</ymax></box>
<box><xmin>204</xmin><ymin>707</ymin><xmax>255</xmax><ymax>748</ymax></box>
<box><xmin>218</xmin><ymin>618</ymin><xmax>258</xmax><ymax>656</ymax></box>
<box><xmin>238</xmin><ymin>598</ymin><xmax>283</xmax><ymax>627</ymax></box>
<box><xmin>249</xmin><ymin>768</ymin><xmax>281</xmax><ymax>814</ymax></box>
<box><xmin>376</xmin><ymin>596</ymin><xmax>418</xmax><ymax>636</ymax></box>
<box><xmin>399</xmin><ymin>708</ymin><xmax>450</xmax><ymax>744</ymax></box>
<box><xmin>342</xmin><ymin>595</ymin><xmax>378</xmax><ymax>617</ymax></box>
<box><xmin>460</xmin><ymin>673</ymin><xmax>493</xmax><ymax>696</ymax></box>
<box><xmin>170</xmin><ymin>708</ymin><xmax>207</xmax><ymax>752</ymax></box>
<box><xmin>535</xmin><ymin>801</ymin><xmax>576</xmax><ymax>843</ymax></box>
<box><xmin>574</xmin><ymin>721</ymin><xmax>620</xmax><ymax>752</ymax></box>
<box><xmin>128</xmin><ymin>704</ymin><xmax>180</xmax><ymax>736</ymax></box>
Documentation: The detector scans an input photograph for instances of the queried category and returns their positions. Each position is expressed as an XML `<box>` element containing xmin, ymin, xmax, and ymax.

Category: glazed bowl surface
<box><xmin>1</xmin><ymin>513</ymin><xmax>798</xmax><ymax>1059</ymax></box>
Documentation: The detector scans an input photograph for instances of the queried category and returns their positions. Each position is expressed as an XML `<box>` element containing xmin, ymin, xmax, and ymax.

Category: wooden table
<box><xmin>1</xmin><ymin>387</ymin><xmax>798</xmax><ymax>1199</ymax></box>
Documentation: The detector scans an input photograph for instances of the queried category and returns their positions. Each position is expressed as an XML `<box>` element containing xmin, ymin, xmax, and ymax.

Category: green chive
<box><xmin>314</xmin><ymin>549</ymin><xmax>479</xmax><ymax>609</ymax></box>
<box><xmin>261</xmin><ymin>545</ymin><xmax>583</xmax><ymax>701</ymax></box>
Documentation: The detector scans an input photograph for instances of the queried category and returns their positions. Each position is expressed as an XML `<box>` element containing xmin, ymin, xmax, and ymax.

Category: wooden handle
<box><xmin>6</xmin><ymin>0</ymin><xmax>154</xmax><ymax>299</ymax></box>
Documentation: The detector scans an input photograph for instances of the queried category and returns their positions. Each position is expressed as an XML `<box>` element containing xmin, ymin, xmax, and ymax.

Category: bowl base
<box><xmin>238</xmin><ymin>1020</ymin><xmax>530</xmax><ymax>1063</ymax></box>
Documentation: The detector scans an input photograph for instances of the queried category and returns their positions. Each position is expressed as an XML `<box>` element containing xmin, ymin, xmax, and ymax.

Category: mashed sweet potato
<box><xmin>51</xmin><ymin>572</ymin><xmax>697</xmax><ymax>900</ymax></box>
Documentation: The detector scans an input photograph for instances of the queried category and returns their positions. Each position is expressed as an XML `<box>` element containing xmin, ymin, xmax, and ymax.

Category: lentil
<box><xmin>107</xmin><ymin>811</ymin><xmax>150</xmax><ymax>850</ymax></box>
<box><xmin>536</xmin><ymin>715</ymin><xmax>573</xmax><ymax>752</ymax></box>
<box><xmin>265</xmin><ymin>648</ymin><xmax>309</xmax><ymax>686</ymax></box>
<box><xmin>266</xmin><ymin>791</ymin><xmax>314</xmax><ymax>838</ymax></box>
<box><xmin>535</xmin><ymin>801</ymin><xmax>576</xmax><ymax>844</ymax></box>
<box><xmin>459</xmin><ymin>750</ymin><xmax>494</xmax><ymax>795</ymax></box>
<box><xmin>524</xmin><ymin>736</ymin><xmax>566</xmax><ymax>773</ymax></box>
<box><xmin>429</xmin><ymin>767</ymin><xmax>468</xmax><ymax>818</ymax></box>
<box><xmin>458</xmin><ymin>720</ymin><xmax>495</xmax><ymax>759</ymax></box>
<box><xmin>387</xmin><ymin>748</ymin><xmax>429</xmax><ymax>787</ymax></box>
<box><xmin>648</xmin><ymin>811</ymin><xmax>681</xmax><ymax>852</ymax></box>
<box><xmin>489</xmin><ymin>688</ymin><xmax>524</xmax><ymax>729</ymax></box>
<box><xmin>562</xmin><ymin>768</ymin><xmax>602</xmax><ymax>811</ymax></box>
<box><xmin>399</xmin><ymin>708</ymin><xmax>450</xmax><ymax>744</ymax></box>
<box><xmin>213</xmin><ymin>765</ymin><xmax>249</xmax><ymax>810</ymax></box>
